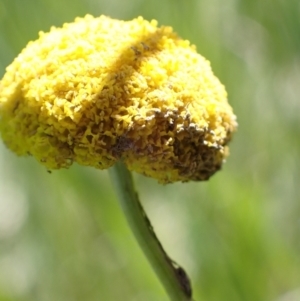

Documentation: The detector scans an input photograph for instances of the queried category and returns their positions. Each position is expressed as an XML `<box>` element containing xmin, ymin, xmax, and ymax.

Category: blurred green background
<box><xmin>0</xmin><ymin>0</ymin><xmax>300</xmax><ymax>300</ymax></box>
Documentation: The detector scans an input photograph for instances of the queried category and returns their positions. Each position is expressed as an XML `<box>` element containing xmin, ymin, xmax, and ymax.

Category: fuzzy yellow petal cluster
<box><xmin>0</xmin><ymin>15</ymin><xmax>237</xmax><ymax>183</ymax></box>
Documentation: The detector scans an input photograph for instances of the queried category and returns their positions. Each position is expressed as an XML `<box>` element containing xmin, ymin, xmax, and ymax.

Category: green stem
<box><xmin>109</xmin><ymin>161</ymin><xmax>193</xmax><ymax>301</ymax></box>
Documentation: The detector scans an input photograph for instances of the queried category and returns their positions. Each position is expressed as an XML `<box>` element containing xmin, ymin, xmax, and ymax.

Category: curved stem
<box><xmin>109</xmin><ymin>161</ymin><xmax>193</xmax><ymax>301</ymax></box>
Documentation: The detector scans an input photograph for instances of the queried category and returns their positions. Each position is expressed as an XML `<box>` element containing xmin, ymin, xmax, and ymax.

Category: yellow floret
<box><xmin>0</xmin><ymin>15</ymin><xmax>237</xmax><ymax>183</ymax></box>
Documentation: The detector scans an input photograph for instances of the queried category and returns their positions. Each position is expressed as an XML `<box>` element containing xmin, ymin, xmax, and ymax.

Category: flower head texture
<box><xmin>0</xmin><ymin>15</ymin><xmax>237</xmax><ymax>183</ymax></box>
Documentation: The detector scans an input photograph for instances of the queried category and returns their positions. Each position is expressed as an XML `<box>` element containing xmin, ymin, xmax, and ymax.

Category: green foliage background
<box><xmin>0</xmin><ymin>0</ymin><xmax>299</xmax><ymax>300</ymax></box>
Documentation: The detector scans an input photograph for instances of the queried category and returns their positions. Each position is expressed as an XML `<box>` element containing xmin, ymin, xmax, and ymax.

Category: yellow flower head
<box><xmin>0</xmin><ymin>15</ymin><xmax>237</xmax><ymax>183</ymax></box>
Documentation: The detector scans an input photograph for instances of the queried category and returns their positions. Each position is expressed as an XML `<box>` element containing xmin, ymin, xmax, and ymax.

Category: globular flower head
<box><xmin>0</xmin><ymin>15</ymin><xmax>237</xmax><ymax>183</ymax></box>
